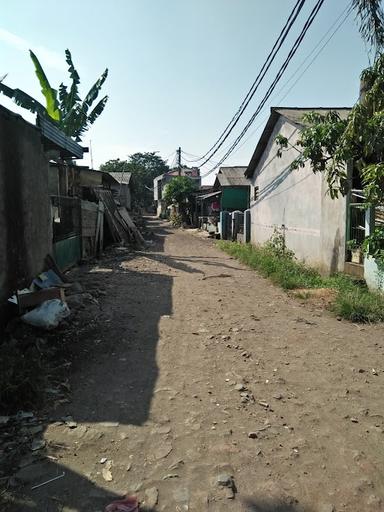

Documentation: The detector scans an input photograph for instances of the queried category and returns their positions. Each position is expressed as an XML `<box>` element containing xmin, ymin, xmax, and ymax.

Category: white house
<box><xmin>245</xmin><ymin>107</ymin><xmax>353</xmax><ymax>275</ymax></box>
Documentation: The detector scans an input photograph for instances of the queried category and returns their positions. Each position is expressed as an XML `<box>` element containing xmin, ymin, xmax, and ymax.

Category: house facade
<box><xmin>213</xmin><ymin>166</ymin><xmax>250</xmax><ymax>212</ymax></box>
<box><xmin>245</xmin><ymin>107</ymin><xmax>351</xmax><ymax>274</ymax></box>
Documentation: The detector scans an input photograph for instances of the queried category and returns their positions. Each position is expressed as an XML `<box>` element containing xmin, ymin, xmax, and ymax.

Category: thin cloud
<box><xmin>0</xmin><ymin>28</ymin><xmax>66</xmax><ymax>71</ymax></box>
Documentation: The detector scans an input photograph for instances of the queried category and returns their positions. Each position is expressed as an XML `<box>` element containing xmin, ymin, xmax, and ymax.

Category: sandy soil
<box><xmin>4</xmin><ymin>218</ymin><xmax>384</xmax><ymax>512</ymax></box>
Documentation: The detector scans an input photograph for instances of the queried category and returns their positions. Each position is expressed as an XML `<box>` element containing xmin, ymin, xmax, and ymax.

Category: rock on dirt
<box><xmin>145</xmin><ymin>487</ymin><xmax>159</xmax><ymax>508</ymax></box>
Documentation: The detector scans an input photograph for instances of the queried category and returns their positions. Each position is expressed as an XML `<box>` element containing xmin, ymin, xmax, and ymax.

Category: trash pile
<box><xmin>7</xmin><ymin>255</ymin><xmax>73</xmax><ymax>331</ymax></box>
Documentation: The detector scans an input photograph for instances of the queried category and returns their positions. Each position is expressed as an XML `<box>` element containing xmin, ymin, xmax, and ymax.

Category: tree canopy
<box><xmin>163</xmin><ymin>176</ymin><xmax>197</xmax><ymax>206</ymax></box>
<box><xmin>276</xmin><ymin>53</ymin><xmax>384</xmax><ymax>260</ymax></box>
<box><xmin>276</xmin><ymin>54</ymin><xmax>384</xmax><ymax>200</ymax></box>
<box><xmin>100</xmin><ymin>152</ymin><xmax>169</xmax><ymax>208</ymax></box>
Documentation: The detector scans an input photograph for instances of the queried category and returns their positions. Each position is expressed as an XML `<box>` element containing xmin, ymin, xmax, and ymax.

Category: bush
<box><xmin>170</xmin><ymin>212</ymin><xmax>182</xmax><ymax>227</ymax></box>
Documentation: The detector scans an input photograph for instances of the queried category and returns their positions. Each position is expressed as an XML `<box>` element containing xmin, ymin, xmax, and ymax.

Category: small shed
<box><xmin>106</xmin><ymin>171</ymin><xmax>133</xmax><ymax>210</ymax></box>
<box><xmin>213</xmin><ymin>166</ymin><xmax>250</xmax><ymax>211</ymax></box>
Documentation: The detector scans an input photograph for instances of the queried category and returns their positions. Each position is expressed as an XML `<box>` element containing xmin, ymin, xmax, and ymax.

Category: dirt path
<box><xmin>7</xmin><ymin>218</ymin><xmax>384</xmax><ymax>511</ymax></box>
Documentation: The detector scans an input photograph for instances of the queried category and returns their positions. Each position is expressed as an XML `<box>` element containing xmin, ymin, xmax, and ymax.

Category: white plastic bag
<box><xmin>21</xmin><ymin>299</ymin><xmax>70</xmax><ymax>329</ymax></box>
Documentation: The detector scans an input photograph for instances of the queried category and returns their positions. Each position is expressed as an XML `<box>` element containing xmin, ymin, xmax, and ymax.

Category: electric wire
<box><xmin>203</xmin><ymin>0</ymin><xmax>352</xmax><ymax>165</ymax></box>
<box><xmin>201</xmin><ymin>0</ymin><xmax>326</xmax><ymax>178</ymax></box>
<box><xmin>186</xmin><ymin>0</ymin><xmax>307</xmax><ymax>164</ymax></box>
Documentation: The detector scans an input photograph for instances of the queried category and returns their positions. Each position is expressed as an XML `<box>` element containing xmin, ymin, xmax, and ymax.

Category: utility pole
<box><xmin>177</xmin><ymin>146</ymin><xmax>181</xmax><ymax>176</ymax></box>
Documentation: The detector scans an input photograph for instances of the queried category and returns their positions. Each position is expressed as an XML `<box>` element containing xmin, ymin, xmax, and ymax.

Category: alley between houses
<box><xmin>5</xmin><ymin>218</ymin><xmax>384</xmax><ymax>512</ymax></box>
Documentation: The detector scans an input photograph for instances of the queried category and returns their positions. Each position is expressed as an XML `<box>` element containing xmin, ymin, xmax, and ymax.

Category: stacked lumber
<box><xmin>93</xmin><ymin>189</ymin><xmax>144</xmax><ymax>248</ymax></box>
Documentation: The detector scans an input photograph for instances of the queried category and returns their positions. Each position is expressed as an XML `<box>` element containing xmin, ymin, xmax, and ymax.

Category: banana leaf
<box><xmin>29</xmin><ymin>50</ymin><xmax>61</xmax><ymax>122</ymax></box>
<box><xmin>82</xmin><ymin>69</ymin><xmax>108</xmax><ymax>112</ymax></box>
<box><xmin>88</xmin><ymin>95</ymin><xmax>108</xmax><ymax>125</ymax></box>
<box><xmin>58</xmin><ymin>83</ymin><xmax>69</xmax><ymax>115</ymax></box>
<box><xmin>0</xmin><ymin>82</ymin><xmax>47</xmax><ymax>117</ymax></box>
<box><xmin>64</xmin><ymin>49</ymin><xmax>80</xmax><ymax>112</ymax></box>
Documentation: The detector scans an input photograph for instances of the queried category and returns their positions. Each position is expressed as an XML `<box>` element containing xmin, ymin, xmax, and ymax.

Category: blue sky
<box><xmin>1</xmin><ymin>0</ymin><xmax>370</xmax><ymax>183</ymax></box>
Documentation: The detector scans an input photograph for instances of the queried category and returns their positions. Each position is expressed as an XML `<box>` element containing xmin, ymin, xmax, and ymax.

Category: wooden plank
<box><xmin>99</xmin><ymin>208</ymin><xmax>104</xmax><ymax>253</ymax></box>
<box><xmin>118</xmin><ymin>207</ymin><xmax>145</xmax><ymax>247</ymax></box>
<box><xmin>95</xmin><ymin>201</ymin><xmax>104</xmax><ymax>254</ymax></box>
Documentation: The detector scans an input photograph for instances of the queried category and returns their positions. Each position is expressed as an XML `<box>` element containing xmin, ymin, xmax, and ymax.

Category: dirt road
<box><xmin>7</xmin><ymin>218</ymin><xmax>384</xmax><ymax>511</ymax></box>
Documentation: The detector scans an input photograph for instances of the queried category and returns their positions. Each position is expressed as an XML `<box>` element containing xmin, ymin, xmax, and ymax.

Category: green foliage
<box><xmin>29</xmin><ymin>50</ymin><xmax>61</xmax><ymax>121</ymax></box>
<box><xmin>0</xmin><ymin>81</ymin><xmax>47</xmax><ymax>117</ymax></box>
<box><xmin>218</xmin><ymin>238</ymin><xmax>384</xmax><ymax>323</ymax></box>
<box><xmin>218</xmin><ymin>240</ymin><xmax>323</xmax><ymax>290</ymax></box>
<box><xmin>275</xmin><ymin>111</ymin><xmax>349</xmax><ymax>199</ymax></box>
<box><xmin>170</xmin><ymin>211</ymin><xmax>183</xmax><ymax>227</ymax></box>
<box><xmin>352</xmin><ymin>0</ymin><xmax>384</xmax><ymax>53</ymax></box>
<box><xmin>346</xmin><ymin>238</ymin><xmax>361</xmax><ymax>250</ymax></box>
<box><xmin>264</xmin><ymin>226</ymin><xmax>295</xmax><ymax>258</ymax></box>
<box><xmin>0</xmin><ymin>49</ymin><xmax>108</xmax><ymax>141</ymax></box>
<box><xmin>100</xmin><ymin>152</ymin><xmax>169</xmax><ymax>208</ymax></box>
<box><xmin>332</xmin><ymin>286</ymin><xmax>384</xmax><ymax>322</ymax></box>
<box><xmin>362</xmin><ymin>226</ymin><xmax>384</xmax><ymax>260</ymax></box>
<box><xmin>275</xmin><ymin>53</ymin><xmax>384</xmax><ymax>261</ymax></box>
<box><xmin>163</xmin><ymin>176</ymin><xmax>196</xmax><ymax>206</ymax></box>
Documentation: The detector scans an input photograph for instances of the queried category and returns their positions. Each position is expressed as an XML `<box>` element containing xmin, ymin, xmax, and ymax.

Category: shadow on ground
<box><xmin>2</xmin><ymin>219</ymin><xmax>174</xmax><ymax>511</ymax></box>
<box><xmin>242</xmin><ymin>497</ymin><xmax>314</xmax><ymax>512</ymax></box>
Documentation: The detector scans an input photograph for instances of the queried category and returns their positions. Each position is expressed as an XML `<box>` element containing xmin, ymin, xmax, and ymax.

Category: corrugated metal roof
<box><xmin>37</xmin><ymin>114</ymin><xmax>84</xmax><ymax>159</ymax></box>
<box><xmin>107</xmin><ymin>172</ymin><xmax>132</xmax><ymax>185</ymax></box>
<box><xmin>245</xmin><ymin>106</ymin><xmax>352</xmax><ymax>178</ymax></box>
<box><xmin>216</xmin><ymin>166</ymin><xmax>249</xmax><ymax>187</ymax></box>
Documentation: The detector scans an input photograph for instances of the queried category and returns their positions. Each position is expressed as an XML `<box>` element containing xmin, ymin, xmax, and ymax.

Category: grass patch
<box><xmin>332</xmin><ymin>287</ymin><xmax>384</xmax><ymax>322</ymax></box>
<box><xmin>218</xmin><ymin>240</ymin><xmax>384</xmax><ymax>323</ymax></box>
<box><xmin>218</xmin><ymin>241</ymin><xmax>323</xmax><ymax>290</ymax></box>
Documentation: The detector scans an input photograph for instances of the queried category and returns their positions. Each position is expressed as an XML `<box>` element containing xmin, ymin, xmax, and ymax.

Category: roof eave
<box><xmin>245</xmin><ymin>108</ymin><xmax>280</xmax><ymax>178</ymax></box>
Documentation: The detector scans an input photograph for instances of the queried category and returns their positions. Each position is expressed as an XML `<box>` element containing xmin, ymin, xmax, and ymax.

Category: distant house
<box><xmin>213</xmin><ymin>166</ymin><xmax>250</xmax><ymax>212</ymax></box>
<box><xmin>154</xmin><ymin>166</ymin><xmax>201</xmax><ymax>217</ymax></box>
<box><xmin>245</xmin><ymin>107</ymin><xmax>354</xmax><ymax>275</ymax></box>
<box><xmin>106</xmin><ymin>171</ymin><xmax>132</xmax><ymax>210</ymax></box>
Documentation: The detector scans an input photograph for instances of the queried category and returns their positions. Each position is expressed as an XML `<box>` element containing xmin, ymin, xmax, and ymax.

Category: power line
<box><xmin>181</xmin><ymin>150</ymin><xmax>221</xmax><ymax>167</ymax></box>
<box><xmin>164</xmin><ymin>150</ymin><xmax>176</xmax><ymax>161</ymax></box>
<box><xmin>187</xmin><ymin>0</ymin><xmax>307</xmax><ymax>164</ymax></box>
<box><xmin>201</xmin><ymin>0</ymin><xmax>326</xmax><ymax>178</ymax></box>
<box><xmin>203</xmin><ymin>0</ymin><xmax>352</xmax><ymax>165</ymax></box>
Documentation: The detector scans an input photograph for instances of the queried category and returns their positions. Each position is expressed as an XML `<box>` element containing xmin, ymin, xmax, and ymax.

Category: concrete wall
<box><xmin>0</xmin><ymin>106</ymin><xmax>51</xmax><ymax>322</ymax></box>
<box><xmin>249</xmin><ymin>116</ymin><xmax>346</xmax><ymax>273</ymax></box>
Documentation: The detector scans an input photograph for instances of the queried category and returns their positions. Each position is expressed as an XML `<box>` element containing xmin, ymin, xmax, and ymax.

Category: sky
<box><xmin>0</xmin><ymin>0</ymin><xmax>371</xmax><ymax>184</ymax></box>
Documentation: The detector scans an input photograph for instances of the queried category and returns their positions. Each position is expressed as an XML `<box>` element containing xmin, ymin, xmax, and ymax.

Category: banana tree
<box><xmin>0</xmin><ymin>49</ymin><xmax>108</xmax><ymax>141</ymax></box>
